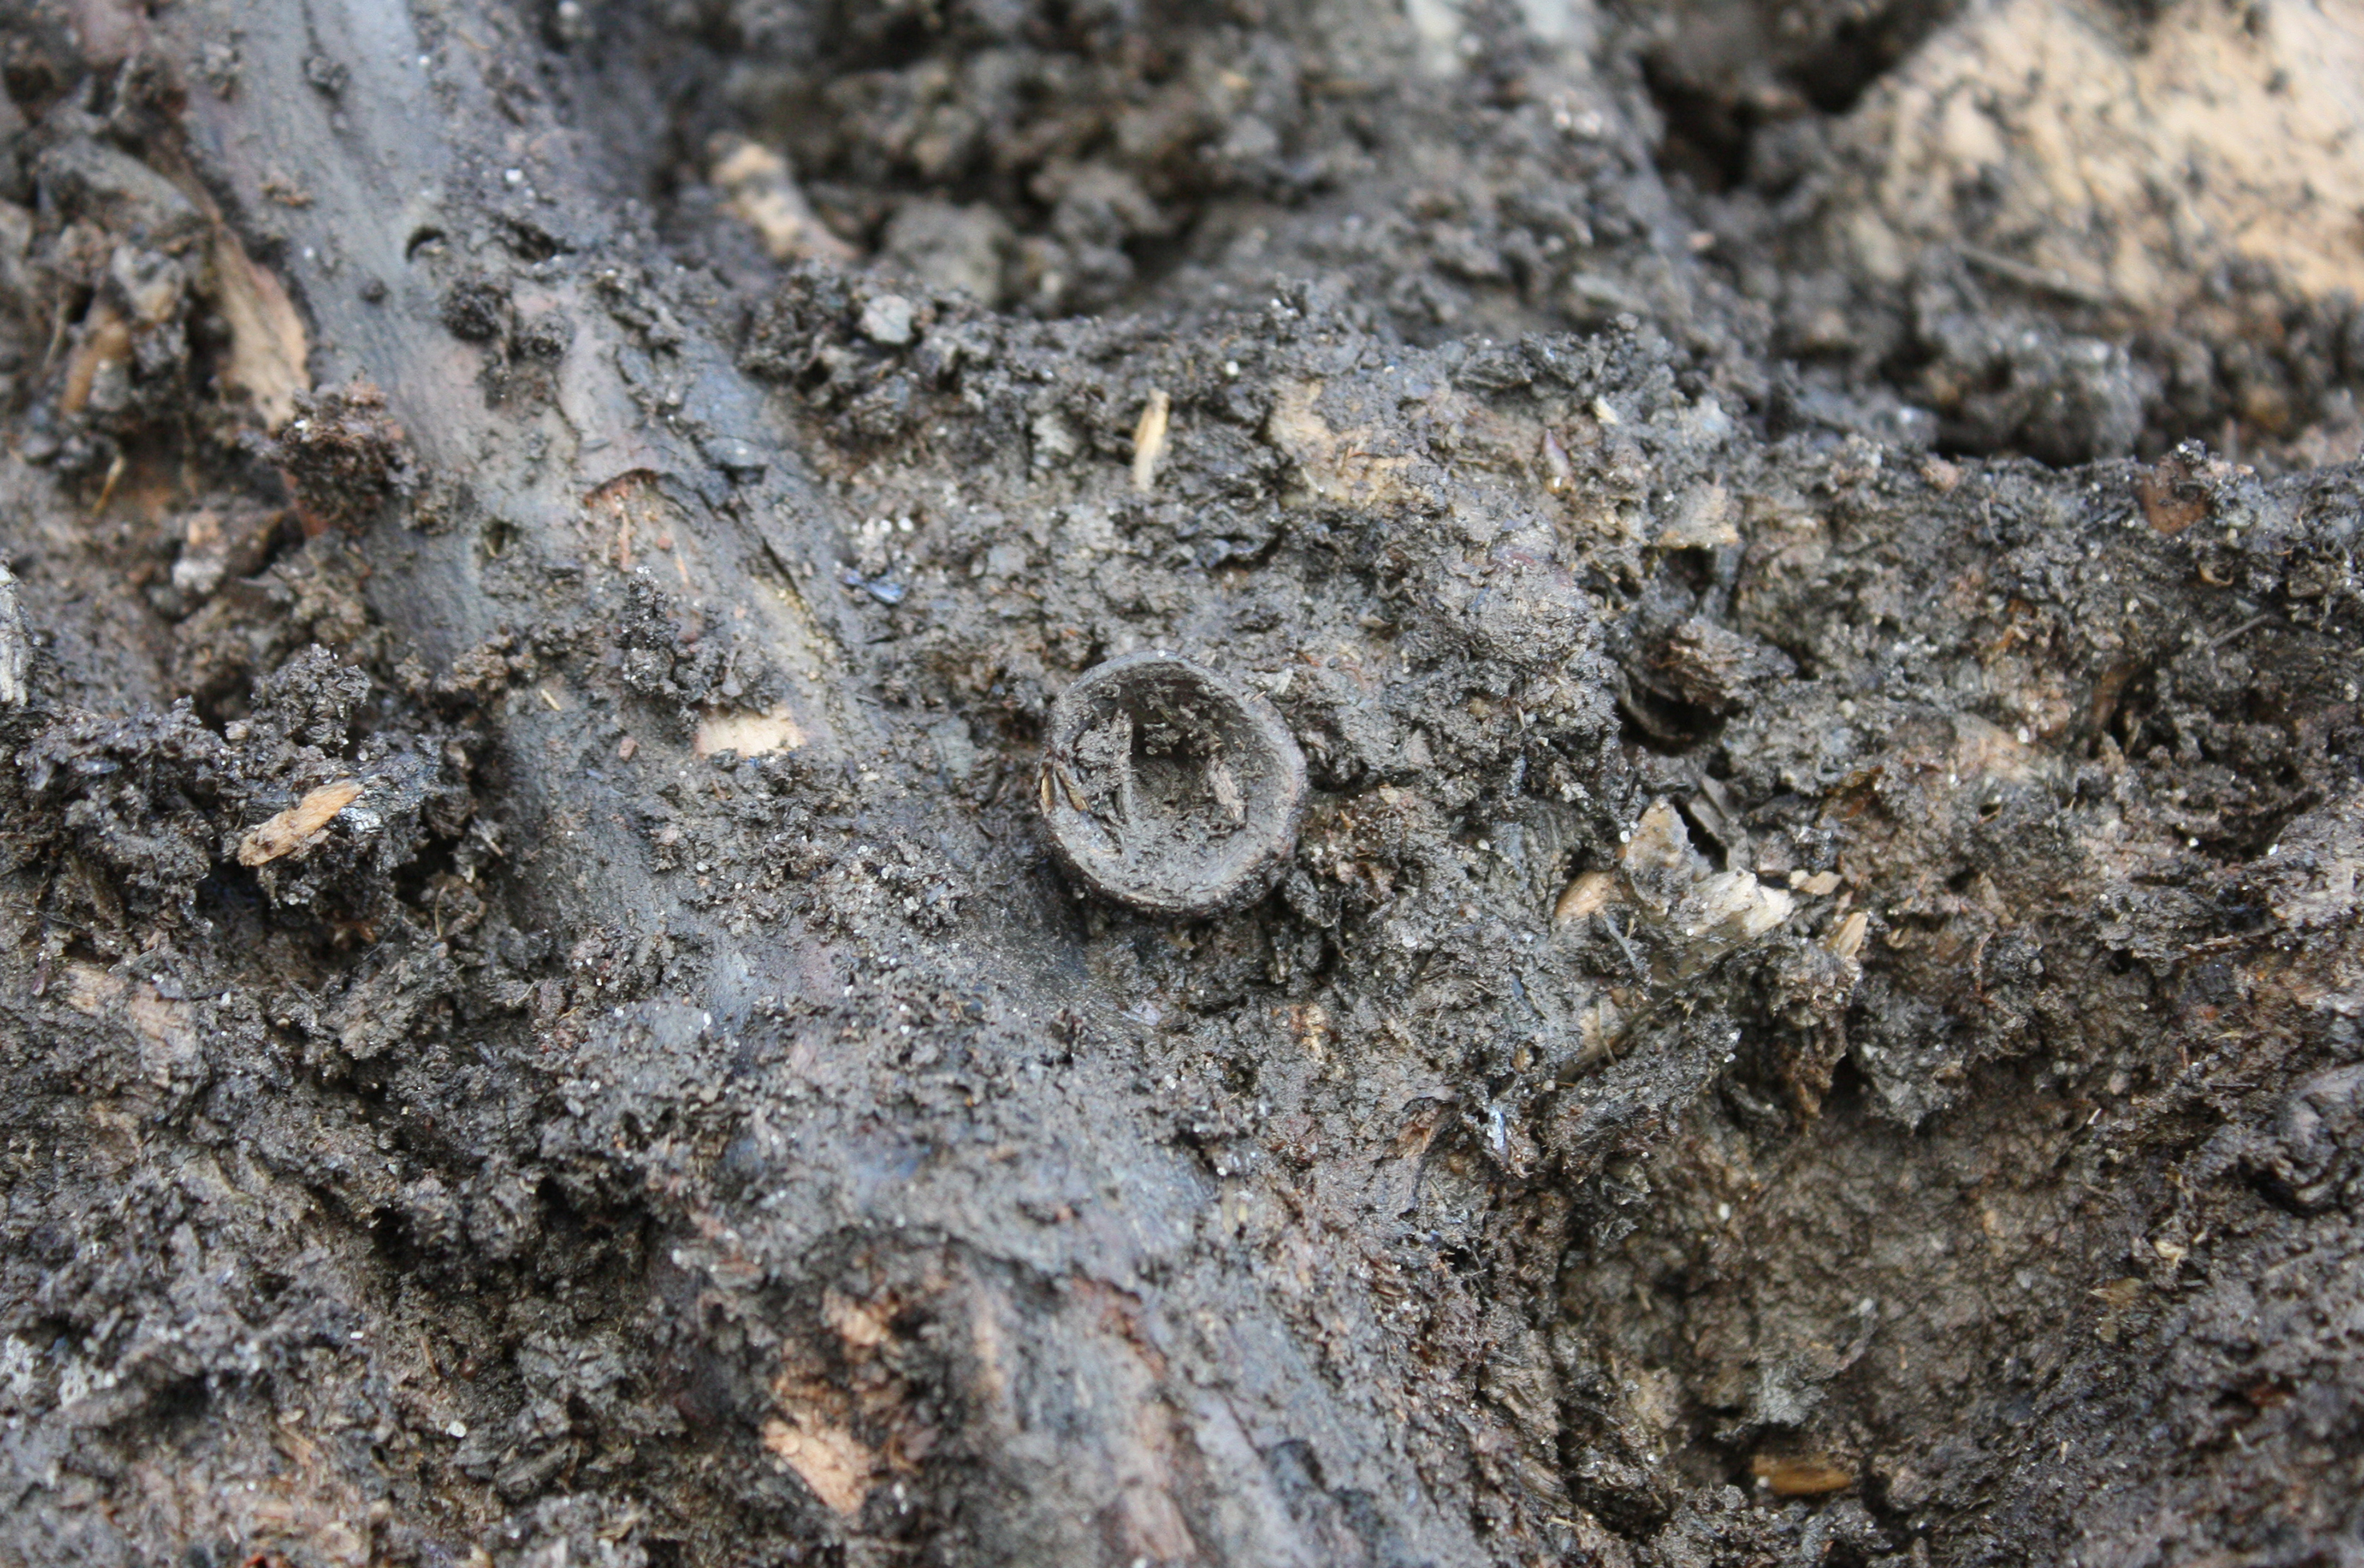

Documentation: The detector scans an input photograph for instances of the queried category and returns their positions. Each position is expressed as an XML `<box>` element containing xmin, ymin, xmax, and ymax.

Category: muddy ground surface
<box><xmin>0</xmin><ymin>0</ymin><xmax>2359</xmax><ymax>1564</ymax></box>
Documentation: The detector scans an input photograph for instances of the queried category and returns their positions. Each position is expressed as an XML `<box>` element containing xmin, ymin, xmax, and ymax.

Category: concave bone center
<box><xmin>1070</xmin><ymin>695</ymin><xmax>1249</xmax><ymax>861</ymax></box>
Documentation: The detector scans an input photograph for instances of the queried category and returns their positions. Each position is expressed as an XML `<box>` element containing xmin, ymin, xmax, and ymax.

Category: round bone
<box><xmin>1039</xmin><ymin>652</ymin><xmax>1307</xmax><ymax>917</ymax></box>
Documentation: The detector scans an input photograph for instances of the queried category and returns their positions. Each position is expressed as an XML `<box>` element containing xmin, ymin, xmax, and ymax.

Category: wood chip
<box><xmin>711</xmin><ymin>136</ymin><xmax>857</xmax><ymax>265</ymax></box>
<box><xmin>237</xmin><ymin>780</ymin><xmax>361</xmax><ymax>866</ymax></box>
<box><xmin>0</xmin><ymin>563</ymin><xmax>28</xmax><ymax>707</ymax></box>
<box><xmin>1131</xmin><ymin>388</ymin><xmax>1171</xmax><ymax>494</ymax></box>
<box><xmin>209</xmin><ymin>226</ymin><xmax>310</xmax><ymax>428</ymax></box>
<box><xmin>60</xmin><ymin>300</ymin><xmax>130</xmax><ymax>415</ymax></box>
<box><xmin>1751</xmin><ymin>1453</ymin><xmax>1854</xmax><ymax>1497</ymax></box>
<box><xmin>761</xmin><ymin>1416</ymin><xmax>876</xmax><ymax>1515</ymax></box>
<box><xmin>2134</xmin><ymin>460</ymin><xmax>2209</xmax><ymax>535</ymax></box>
<box><xmin>1552</xmin><ymin>869</ymin><xmax>1620</xmax><ymax>927</ymax></box>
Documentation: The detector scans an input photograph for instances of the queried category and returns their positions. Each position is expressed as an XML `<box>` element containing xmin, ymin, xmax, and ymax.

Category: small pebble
<box><xmin>860</xmin><ymin>294</ymin><xmax>916</xmax><ymax>347</ymax></box>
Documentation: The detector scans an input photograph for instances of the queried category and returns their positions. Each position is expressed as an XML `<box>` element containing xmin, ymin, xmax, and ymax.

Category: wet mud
<box><xmin>0</xmin><ymin>1</ymin><xmax>2358</xmax><ymax>1565</ymax></box>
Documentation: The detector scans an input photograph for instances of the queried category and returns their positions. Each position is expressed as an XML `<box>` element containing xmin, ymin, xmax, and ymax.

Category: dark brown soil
<box><xmin>0</xmin><ymin>1</ymin><xmax>2358</xmax><ymax>1566</ymax></box>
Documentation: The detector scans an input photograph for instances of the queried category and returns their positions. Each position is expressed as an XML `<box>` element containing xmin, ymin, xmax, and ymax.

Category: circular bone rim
<box><xmin>1038</xmin><ymin>652</ymin><xmax>1308</xmax><ymax>918</ymax></box>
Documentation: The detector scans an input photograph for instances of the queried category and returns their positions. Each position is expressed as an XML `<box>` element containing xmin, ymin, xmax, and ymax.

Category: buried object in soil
<box><xmin>1039</xmin><ymin>652</ymin><xmax>1307</xmax><ymax>916</ymax></box>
